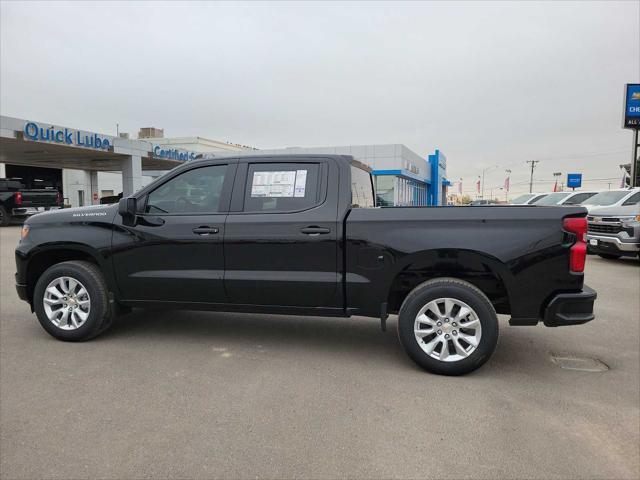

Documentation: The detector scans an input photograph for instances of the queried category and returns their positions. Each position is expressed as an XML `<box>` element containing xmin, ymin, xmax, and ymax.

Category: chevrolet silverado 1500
<box><xmin>15</xmin><ymin>155</ymin><xmax>596</xmax><ymax>375</ymax></box>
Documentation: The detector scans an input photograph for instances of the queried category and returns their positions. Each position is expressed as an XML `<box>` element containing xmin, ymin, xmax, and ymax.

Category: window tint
<box><xmin>583</xmin><ymin>190</ymin><xmax>629</xmax><ymax>206</ymax></box>
<box><xmin>530</xmin><ymin>194</ymin><xmax>547</xmax><ymax>204</ymax></box>
<box><xmin>532</xmin><ymin>192</ymin><xmax>571</xmax><ymax>205</ymax></box>
<box><xmin>350</xmin><ymin>166</ymin><xmax>375</xmax><ymax>207</ymax></box>
<box><xmin>244</xmin><ymin>163</ymin><xmax>321</xmax><ymax>212</ymax></box>
<box><xmin>509</xmin><ymin>194</ymin><xmax>535</xmax><ymax>204</ymax></box>
<box><xmin>145</xmin><ymin>165</ymin><xmax>227</xmax><ymax>214</ymax></box>
<box><xmin>564</xmin><ymin>192</ymin><xmax>595</xmax><ymax>205</ymax></box>
<box><xmin>622</xmin><ymin>192</ymin><xmax>640</xmax><ymax>206</ymax></box>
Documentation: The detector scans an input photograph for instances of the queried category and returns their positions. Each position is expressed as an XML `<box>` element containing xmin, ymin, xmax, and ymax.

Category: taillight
<box><xmin>15</xmin><ymin>191</ymin><xmax>23</xmax><ymax>206</ymax></box>
<box><xmin>563</xmin><ymin>217</ymin><xmax>587</xmax><ymax>273</ymax></box>
<box><xmin>56</xmin><ymin>191</ymin><xmax>62</xmax><ymax>205</ymax></box>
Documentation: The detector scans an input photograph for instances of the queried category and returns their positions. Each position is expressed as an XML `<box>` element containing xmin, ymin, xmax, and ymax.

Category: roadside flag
<box><xmin>458</xmin><ymin>179</ymin><xmax>462</xmax><ymax>194</ymax></box>
<box><xmin>553</xmin><ymin>180</ymin><xmax>558</xmax><ymax>192</ymax></box>
<box><xmin>476</xmin><ymin>179</ymin><xmax>480</xmax><ymax>193</ymax></box>
<box><xmin>621</xmin><ymin>170</ymin><xmax>627</xmax><ymax>188</ymax></box>
<box><xmin>504</xmin><ymin>176</ymin><xmax>510</xmax><ymax>192</ymax></box>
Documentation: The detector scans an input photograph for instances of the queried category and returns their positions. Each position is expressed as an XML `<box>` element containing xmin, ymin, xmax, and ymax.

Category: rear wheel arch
<box><xmin>385</xmin><ymin>249</ymin><xmax>512</xmax><ymax>315</ymax></box>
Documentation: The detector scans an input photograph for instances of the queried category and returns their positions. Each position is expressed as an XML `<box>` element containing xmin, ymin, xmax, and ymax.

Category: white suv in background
<box><xmin>581</xmin><ymin>188</ymin><xmax>640</xmax><ymax>212</ymax></box>
<box><xmin>530</xmin><ymin>190</ymin><xmax>599</xmax><ymax>206</ymax></box>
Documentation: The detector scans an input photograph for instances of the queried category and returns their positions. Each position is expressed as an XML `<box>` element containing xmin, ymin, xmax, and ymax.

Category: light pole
<box><xmin>504</xmin><ymin>169</ymin><xmax>511</xmax><ymax>202</ymax></box>
<box><xmin>481</xmin><ymin>165</ymin><xmax>499</xmax><ymax>199</ymax></box>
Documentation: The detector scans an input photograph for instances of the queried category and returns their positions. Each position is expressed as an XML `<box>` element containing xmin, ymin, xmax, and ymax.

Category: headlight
<box><xmin>619</xmin><ymin>215</ymin><xmax>640</xmax><ymax>227</ymax></box>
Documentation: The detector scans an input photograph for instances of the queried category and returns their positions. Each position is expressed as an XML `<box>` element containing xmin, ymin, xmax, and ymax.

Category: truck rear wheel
<box><xmin>0</xmin><ymin>206</ymin><xmax>10</xmax><ymax>226</ymax></box>
<box><xmin>397</xmin><ymin>278</ymin><xmax>499</xmax><ymax>376</ymax></box>
<box><xmin>33</xmin><ymin>261</ymin><xmax>114</xmax><ymax>341</ymax></box>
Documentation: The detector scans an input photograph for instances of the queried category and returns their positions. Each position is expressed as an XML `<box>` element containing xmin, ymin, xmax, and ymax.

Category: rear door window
<box><xmin>243</xmin><ymin>163</ymin><xmax>322</xmax><ymax>213</ymax></box>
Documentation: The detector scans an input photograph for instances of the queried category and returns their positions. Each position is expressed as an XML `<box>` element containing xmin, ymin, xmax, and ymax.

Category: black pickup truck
<box><xmin>15</xmin><ymin>155</ymin><xmax>596</xmax><ymax>375</ymax></box>
<box><xmin>1</xmin><ymin>178</ymin><xmax>62</xmax><ymax>226</ymax></box>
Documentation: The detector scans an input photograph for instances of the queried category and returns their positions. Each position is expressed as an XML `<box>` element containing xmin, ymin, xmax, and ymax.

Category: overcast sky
<box><xmin>1</xmin><ymin>1</ymin><xmax>639</xmax><ymax>195</ymax></box>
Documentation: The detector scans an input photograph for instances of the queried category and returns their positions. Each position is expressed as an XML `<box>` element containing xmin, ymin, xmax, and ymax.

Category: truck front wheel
<box><xmin>397</xmin><ymin>278</ymin><xmax>499</xmax><ymax>376</ymax></box>
<box><xmin>33</xmin><ymin>261</ymin><xmax>114</xmax><ymax>341</ymax></box>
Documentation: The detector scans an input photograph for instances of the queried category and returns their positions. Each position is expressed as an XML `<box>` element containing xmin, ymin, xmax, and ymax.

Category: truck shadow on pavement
<box><xmin>97</xmin><ymin>309</ymin><xmax>545</xmax><ymax>375</ymax></box>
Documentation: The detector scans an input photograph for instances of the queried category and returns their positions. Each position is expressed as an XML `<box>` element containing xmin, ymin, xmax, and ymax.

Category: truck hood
<box><xmin>26</xmin><ymin>204</ymin><xmax>119</xmax><ymax>224</ymax></box>
<box><xmin>587</xmin><ymin>204</ymin><xmax>640</xmax><ymax>217</ymax></box>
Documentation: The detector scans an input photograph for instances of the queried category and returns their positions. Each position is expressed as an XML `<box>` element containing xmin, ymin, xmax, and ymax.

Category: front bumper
<box><xmin>543</xmin><ymin>285</ymin><xmax>597</xmax><ymax>327</ymax></box>
<box><xmin>587</xmin><ymin>234</ymin><xmax>639</xmax><ymax>256</ymax></box>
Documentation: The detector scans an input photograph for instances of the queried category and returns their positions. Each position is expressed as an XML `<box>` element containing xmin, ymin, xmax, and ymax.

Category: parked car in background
<box><xmin>0</xmin><ymin>178</ymin><xmax>62</xmax><ymax>226</ymax></box>
<box><xmin>531</xmin><ymin>191</ymin><xmax>599</xmax><ymax>206</ymax></box>
<box><xmin>581</xmin><ymin>188</ymin><xmax>640</xmax><ymax>212</ymax></box>
<box><xmin>509</xmin><ymin>193</ymin><xmax>548</xmax><ymax>205</ymax></box>
<box><xmin>468</xmin><ymin>199</ymin><xmax>499</xmax><ymax>205</ymax></box>
<box><xmin>586</xmin><ymin>195</ymin><xmax>640</xmax><ymax>260</ymax></box>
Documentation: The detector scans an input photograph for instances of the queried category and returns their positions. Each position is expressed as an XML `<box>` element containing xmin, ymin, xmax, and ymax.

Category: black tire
<box><xmin>0</xmin><ymin>206</ymin><xmax>10</xmax><ymax>226</ymax></box>
<box><xmin>597</xmin><ymin>253</ymin><xmax>621</xmax><ymax>260</ymax></box>
<box><xmin>397</xmin><ymin>278</ymin><xmax>499</xmax><ymax>376</ymax></box>
<box><xmin>33</xmin><ymin>261</ymin><xmax>114</xmax><ymax>341</ymax></box>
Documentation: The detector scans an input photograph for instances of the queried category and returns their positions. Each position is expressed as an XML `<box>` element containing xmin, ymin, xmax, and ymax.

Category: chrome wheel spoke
<box><xmin>423</xmin><ymin>337</ymin><xmax>441</xmax><ymax>355</ymax></box>
<box><xmin>460</xmin><ymin>318</ymin><xmax>480</xmax><ymax>328</ymax></box>
<box><xmin>458</xmin><ymin>332</ymin><xmax>479</xmax><ymax>347</ymax></box>
<box><xmin>453</xmin><ymin>338</ymin><xmax>470</xmax><ymax>357</ymax></box>
<box><xmin>444</xmin><ymin>298</ymin><xmax>456</xmax><ymax>317</ymax></box>
<box><xmin>416</xmin><ymin>313</ymin><xmax>436</xmax><ymax>327</ymax></box>
<box><xmin>46</xmin><ymin>286</ymin><xmax>63</xmax><ymax>299</ymax></box>
<box><xmin>455</xmin><ymin>306</ymin><xmax>471</xmax><ymax>321</ymax></box>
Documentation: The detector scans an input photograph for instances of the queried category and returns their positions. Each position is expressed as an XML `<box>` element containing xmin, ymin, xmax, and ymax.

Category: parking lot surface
<box><xmin>1</xmin><ymin>225</ymin><xmax>638</xmax><ymax>479</ymax></box>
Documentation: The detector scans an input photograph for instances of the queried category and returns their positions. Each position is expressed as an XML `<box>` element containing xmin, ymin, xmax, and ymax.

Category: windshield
<box><xmin>583</xmin><ymin>191</ymin><xmax>630</xmax><ymax>206</ymax></box>
<box><xmin>510</xmin><ymin>194</ymin><xmax>535</xmax><ymax>204</ymax></box>
<box><xmin>531</xmin><ymin>192</ymin><xmax>571</xmax><ymax>205</ymax></box>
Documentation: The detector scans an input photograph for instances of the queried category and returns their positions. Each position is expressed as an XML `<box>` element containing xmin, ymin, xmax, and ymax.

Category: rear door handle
<box><xmin>192</xmin><ymin>226</ymin><xmax>219</xmax><ymax>236</ymax></box>
<box><xmin>300</xmin><ymin>226</ymin><xmax>331</xmax><ymax>235</ymax></box>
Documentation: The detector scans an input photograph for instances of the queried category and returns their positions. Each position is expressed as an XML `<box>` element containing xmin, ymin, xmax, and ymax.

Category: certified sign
<box><xmin>623</xmin><ymin>83</ymin><xmax>640</xmax><ymax>129</ymax></box>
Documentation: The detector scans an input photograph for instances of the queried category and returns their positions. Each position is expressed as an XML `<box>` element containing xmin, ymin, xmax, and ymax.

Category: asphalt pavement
<box><xmin>1</xmin><ymin>225</ymin><xmax>638</xmax><ymax>479</ymax></box>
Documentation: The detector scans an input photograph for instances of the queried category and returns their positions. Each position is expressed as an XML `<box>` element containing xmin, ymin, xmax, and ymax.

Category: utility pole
<box><xmin>527</xmin><ymin>160</ymin><xmax>540</xmax><ymax>193</ymax></box>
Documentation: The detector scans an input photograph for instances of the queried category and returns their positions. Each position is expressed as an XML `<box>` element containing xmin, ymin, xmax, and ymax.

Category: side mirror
<box><xmin>118</xmin><ymin>197</ymin><xmax>137</xmax><ymax>220</ymax></box>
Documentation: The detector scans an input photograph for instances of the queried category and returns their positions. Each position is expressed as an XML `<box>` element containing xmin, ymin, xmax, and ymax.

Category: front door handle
<box><xmin>300</xmin><ymin>226</ymin><xmax>331</xmax><ymax>235</ymax></box>
<box><xmin>192</xmin><ymin>226</ymin><xmax>219</xmax><ymax>236</ymax></box>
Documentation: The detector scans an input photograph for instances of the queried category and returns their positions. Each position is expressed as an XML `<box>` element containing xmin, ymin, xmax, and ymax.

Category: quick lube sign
<box><xmin>23</xmin><ymin>122</ymin><xmax>111</xmax><ymax>150</ymax></box>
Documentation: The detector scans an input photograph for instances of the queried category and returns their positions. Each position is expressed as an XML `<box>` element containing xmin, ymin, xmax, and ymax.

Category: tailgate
<box><xmin>20</xmin><ymin>190</ymin><xmax>59</xmax><ymax>207</ymax></box>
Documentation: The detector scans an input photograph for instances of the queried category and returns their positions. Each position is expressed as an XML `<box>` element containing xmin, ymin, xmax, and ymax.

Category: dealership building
<box><xmin>0</xmin><ymin>115</ymin><xmax>449</xmax><ymax>208</ymax></box>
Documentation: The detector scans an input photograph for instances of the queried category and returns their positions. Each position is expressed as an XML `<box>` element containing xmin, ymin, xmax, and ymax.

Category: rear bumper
<box><xmin>543</xmin><ymin>285</ymin><xmax>597</xmax><ymax>327</ymax></box>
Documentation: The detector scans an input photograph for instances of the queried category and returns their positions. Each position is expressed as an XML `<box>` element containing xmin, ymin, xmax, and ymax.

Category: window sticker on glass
<box><xmin>294</xmin><ymin>170</ymin><xmax>307</xmax><ymax>197</ymax></box>
<box><xmin>251</xmin><ymin>170</ymin><xmax>308</xmax><ymax>198</ymax></box>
